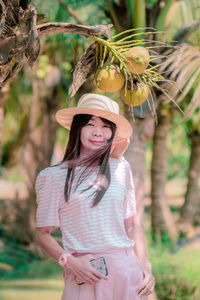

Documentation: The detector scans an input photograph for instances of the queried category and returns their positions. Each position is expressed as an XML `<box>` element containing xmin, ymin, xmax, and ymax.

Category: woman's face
<box><xmin>80</xmin><ymin>115</ymin><xmax>113</xmax><ymax>156</ymax></box>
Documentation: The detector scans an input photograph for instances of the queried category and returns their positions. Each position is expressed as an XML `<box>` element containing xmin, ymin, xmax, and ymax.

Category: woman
<box><xmin>35</xmin><ymin>93</ymin><xmax>155</xmax><ymax>300</ymax></box>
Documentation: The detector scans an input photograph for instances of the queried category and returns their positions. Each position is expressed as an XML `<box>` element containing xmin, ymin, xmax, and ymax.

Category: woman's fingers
<box><xmin>75</xmin><ymin>271</ymin><xmax>102</xmax><ymax>285</ymax></box>
<box><xmin>137</xmin><ymin>270</ymin><xmax>155</xmax><ymax>296</ymax></box>
<box><xmin>73</xmin><ymin>267</ymin><xmax>106</xmax><ymax>285</ymax></box>
<box><xmin>66</xmin><ymin>254</ymin><xmax>108</xmax><ymax>285</ymax></box>
<box><xmin>84</xmin><ymin>266</ymin><xmax>108</xmax><ymax>282</ymax></box>
<box><xmin>137</xmin><ymin>280</ymin><xmax>154</xmax><ymax>296</ymax></box>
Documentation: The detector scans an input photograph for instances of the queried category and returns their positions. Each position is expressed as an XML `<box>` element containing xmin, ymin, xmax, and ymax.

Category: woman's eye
<box><xmin>103</xmin><ymin>125</ymin><xmax>111</xmax><ymax>128</ymax></box>
<box><xmin>87</xmin><ymin>123</ymin><xmax>94</xmax><ymax>126</ymax></box>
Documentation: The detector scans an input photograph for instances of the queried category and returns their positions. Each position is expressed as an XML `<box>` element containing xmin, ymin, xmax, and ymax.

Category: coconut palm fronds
<box><xmin>159</xmin><ymin>44</ymin><xmax>200</xmax><ymax>118</ymax></box>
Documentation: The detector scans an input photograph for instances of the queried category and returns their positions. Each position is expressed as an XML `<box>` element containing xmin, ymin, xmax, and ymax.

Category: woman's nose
<box><xmin>92</xmin><ymin>127</ymin><xmax>102</xmax><ymax>136</ymax></box>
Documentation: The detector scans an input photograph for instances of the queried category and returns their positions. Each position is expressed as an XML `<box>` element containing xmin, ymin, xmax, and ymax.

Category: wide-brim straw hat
<box><xmin>55</xmin><ymin>93</ymin><xmax>133</xmax><ymax>158</ymax></box>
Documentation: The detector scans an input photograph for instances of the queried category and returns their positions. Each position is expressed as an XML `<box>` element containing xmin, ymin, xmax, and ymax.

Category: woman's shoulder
<box><xmin>109</xmin><ymin>156</ymin><xmax>129</xmax><ymax>167</ymax></box>
<box><xmin>35</xmin><ymin>163</ymin><xmax>67</xmax><ymax>192</ymax></box>
<box><xmin>36</xmin><ymin>163</ymin><xmax>67</xmax><ymax>182</ymax></box>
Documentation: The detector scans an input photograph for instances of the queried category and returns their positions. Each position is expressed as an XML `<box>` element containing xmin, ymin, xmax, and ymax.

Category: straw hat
<box><xmin>55</xmin><ymin>93</ymin><xmax>133</xmax><ymax>158</ymax></box>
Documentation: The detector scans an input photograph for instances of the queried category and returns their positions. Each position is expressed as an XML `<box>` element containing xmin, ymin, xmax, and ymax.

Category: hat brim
<box><xmin>55</xmin><ymin>107</ymin><xmax>133</xmax><ymax>139</ymax></box>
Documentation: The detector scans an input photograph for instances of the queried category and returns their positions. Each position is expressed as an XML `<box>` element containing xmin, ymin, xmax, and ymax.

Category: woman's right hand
<box><xmin>66</xmin><ymin>254</ymin><xmax>108</xmax><ymax>285</ymax></box>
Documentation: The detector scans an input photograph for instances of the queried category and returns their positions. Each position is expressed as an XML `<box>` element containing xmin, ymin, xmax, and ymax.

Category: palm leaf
<box><xmin>160</xmin><ymin>44</ymin><xmax>200</xmax><ymax>117</ymax></box>
<box><xmin>173</xmin><ymin>20</ymin><xmax>200</xmax><ymax>43</ymax></box>
<box><xmin>184</xmin><ymin>80</ymin><xmax>200</xmax><ymax>118</ymax></box>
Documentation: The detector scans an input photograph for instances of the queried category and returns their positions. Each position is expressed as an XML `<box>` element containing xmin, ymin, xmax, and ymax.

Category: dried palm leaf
<box><xmin>160</xmin><ymin>44</ymin><xmax>200</xmax><ymax>118</ymax></box>
<box><xmin>68</xmin><ymin>42</ymin><xmax>97</xmax><ymax>102</ymax></box>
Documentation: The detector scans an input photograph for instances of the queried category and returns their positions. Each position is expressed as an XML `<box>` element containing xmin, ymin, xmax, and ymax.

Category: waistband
<box><xmin>72</xmin><ymin>247</ymin><xmax>133</xmax><ymax>257</ymax></box>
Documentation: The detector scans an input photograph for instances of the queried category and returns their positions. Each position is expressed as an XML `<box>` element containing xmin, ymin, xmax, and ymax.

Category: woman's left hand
<box><xmin>136</xmin><ymin>268</ymin><xmax>155</xmax><ymax>297</ymax></box>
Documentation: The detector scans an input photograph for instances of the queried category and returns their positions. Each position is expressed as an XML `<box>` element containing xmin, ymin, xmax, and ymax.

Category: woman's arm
<box><xmin>35</xmin><ymin>227</ymin><xmax>65</xmax><ymax>262</ymax></box>
<box><xmin>35</xmin><ymin>227</ymin><xmax>107</xmax><ymax>285</ymax></box>
<box><xmin>124</xmin><ymin>215</ymin><xmax>151</xmax><ymax>270</ymax></box>
<box><xmin>124</xmin><ymin>215</ymin><xmax>155</xmax><ymax>297</ymax></box>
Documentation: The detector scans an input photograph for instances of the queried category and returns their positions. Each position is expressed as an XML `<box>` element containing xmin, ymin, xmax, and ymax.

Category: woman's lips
<box><xmin>90</xmin><ymin>141</ymin><xmax>104</xmax><ymax>145</ymax></box>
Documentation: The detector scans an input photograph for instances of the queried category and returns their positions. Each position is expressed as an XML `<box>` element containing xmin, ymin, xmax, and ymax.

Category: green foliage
<box><xmin>163</xmin><ymin>0</ymin><xmax>200</xmax><ymax>43</ymax></box>
<box><xmin>156</xmin><ymin>0</ymin><xmax>174</xmax><ymax>40</ymax></box>
<box><xmin>149</xmin><ymin>241</ymin><xmax>200</xmax><ymax>300</ymax></box>
<box><xmin>146</xmin><ymin>115</ymin><xmax>190</xmax><ymax>181</ymax></box>
<box><xmin>187</xmin><ymin>108</ymin><xmax>200</xmax><ymax>133</ymax></box>
<box><xmin>0</xmin><ymin>234</ymin><xmax>62</xmax><ymax>280</ymax></box>
<box><xmin>147</xmin><ymin>0</ymin><xmax>157</xmax><ymax>3</ymax></box>
<box><xmin>167</xmin><ymin>115</ymin><xmax>190</xmax><ymax>180</ymax></box>
<box><xmin>36</xmin><ymin>55</ymin><xmax>53</xmax><ymax>79</ymax></box>
<box><xmin>2</xmin><ymin>72</ymin><xmax>32</xmax><ymax>167</ymax></box>
<box><xmin>0</xmin><ymin>237</ymin><xmax>37</xmax><ymax>280</ymax></box>
<box><xmin>132</xmin><ymin>0</ymin><xmax>146</xmax><ymax>30</ymax></box>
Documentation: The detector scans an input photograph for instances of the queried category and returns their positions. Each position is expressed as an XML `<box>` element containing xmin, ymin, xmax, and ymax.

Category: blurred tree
<box><xmin>153</xmin><ymin>0</ymin><xmax>200</xmax><ymax>237</ymax></box>
<box><xmin>17</xmin><ymin>61</ymin><xmax>62</xmax><ymax>245</ymax></box>
<box><xmin>0</xmin><ymin>85</ymin><xmax>9</xmax><ymax>167</ymax></box>
<box><xmin>151</xmin><ymin>103</ymin><xmax>178</xmax><ymax>241</ymax></box>
<box><xmin>181</xmin><ymin>107</ymin><xmax>200</xmax><ymax>227</ymax></box>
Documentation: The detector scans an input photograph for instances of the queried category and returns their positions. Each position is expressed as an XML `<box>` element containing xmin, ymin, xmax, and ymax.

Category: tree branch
<box><xmin>37</xmin><ymin>23</ymin><xmax>112</xmax><ymax>39</ymax></box>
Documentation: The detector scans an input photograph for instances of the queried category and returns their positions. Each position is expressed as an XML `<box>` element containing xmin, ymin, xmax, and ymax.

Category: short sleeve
<box><xmin>123</xmin><ymin>158</ymin><xmax>137</xmax><ymax>219</ymax></box>
<box><xmin>35</xmin><ymin>167</ymin><xmax>60</xmax><ymax>227</ymax></box>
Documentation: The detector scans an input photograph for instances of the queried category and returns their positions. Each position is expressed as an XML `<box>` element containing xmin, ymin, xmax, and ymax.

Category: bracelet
<box><xmin>58</xmin><ymin>253</ymin><xmax>71</xmax><ymax>268</ymax></box>
<box><xmin>145</xmin><ymin>261</ymin><xmax>152</xmax><ymax>271</ymax></box>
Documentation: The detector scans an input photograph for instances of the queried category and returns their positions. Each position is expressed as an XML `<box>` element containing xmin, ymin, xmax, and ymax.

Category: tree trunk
<box><xmin>0</xmin><ymin>85</ymin><xmax>9</xmax><ymax>167</ymax></box>
<box><xmin>151</xmin><ymin>105</ymin><xmax>178</xmax><ymax>241</ymax></box>
<box><xmin>180</xmin><ymin>131</ymin><xmax>200</xmax><ymax>225</ymax></box>
<box><xmin>124</xmin><ymin>107</ymin><xmax>155</xmax><ymax>220</ymax></box>
<box><xmin>14</xmin><ymin>66</ymin><xmax>62</xmax><ymax>246</ymax></box>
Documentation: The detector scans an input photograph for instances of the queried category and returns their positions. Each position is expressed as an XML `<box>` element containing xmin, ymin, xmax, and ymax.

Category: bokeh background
<box><xmin>0</xmin><ymin>0</ymin><xmax>200</xmax><ymax>299</ymax></box>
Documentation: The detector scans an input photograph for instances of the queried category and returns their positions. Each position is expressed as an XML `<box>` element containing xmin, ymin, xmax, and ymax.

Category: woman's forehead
<box><xmin>90</xmin><ymin>115</ymin><xmax>102</xmax><ymax>121</ymax></box>
<box><xmin>90</xmin><ymin>115</ymin><xmax>112</xmax><ymax>125</ymax></box>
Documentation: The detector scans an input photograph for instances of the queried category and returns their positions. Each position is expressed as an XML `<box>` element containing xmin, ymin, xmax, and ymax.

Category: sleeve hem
<box><xmin>124</xmin><ymin>212</ymin><xmax>137</xmax><ymax>220</ymax></box>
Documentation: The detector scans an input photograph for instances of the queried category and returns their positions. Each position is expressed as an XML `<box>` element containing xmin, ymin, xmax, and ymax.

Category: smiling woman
<box><xmin>80</xmin><ymin>116</ymin><xmax>113</xmax><ymax>155</ymax></box>
<box><xmin>35</xmin><ymin>93</ymin><xmax>155</xmax><ymax>300</ymax></box>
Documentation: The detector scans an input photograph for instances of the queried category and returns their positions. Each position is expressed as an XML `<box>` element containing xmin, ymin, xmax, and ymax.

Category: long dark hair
<box><xmin>62</xmin><ymin>114</ymin><xmax>116</xmax><ymax>207</ymax></box>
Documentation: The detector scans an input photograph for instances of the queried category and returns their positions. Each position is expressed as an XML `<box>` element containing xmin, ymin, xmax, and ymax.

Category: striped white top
<box><xmin>35</xmin><ymin>157</ymin><xmax>136</xmax><ymax>253</ymax></box>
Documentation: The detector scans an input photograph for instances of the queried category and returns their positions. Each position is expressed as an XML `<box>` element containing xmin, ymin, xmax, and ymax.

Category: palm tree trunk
<box><xmin>124</xmin><ymin>107</ymin><xmax>155</xmax><ymax>220</ymax></box>
<box><xmin>151</xmin><ymin>105</ymin><xmax>178</xmax><ymax>241</ymax></box>
<box><xmin>181</xmin><ymin>131</ymin><xmax>200</xmax><ymax>224</ymax></box>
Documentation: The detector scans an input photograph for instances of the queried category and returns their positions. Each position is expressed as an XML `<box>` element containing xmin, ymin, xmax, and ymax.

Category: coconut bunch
<box><xmin>69</xmin><ymin>28</ymin><xmax>181</xmax><ymax>118</ymax></box>
<box><xmin>89</xmin><ymin>29</ymin><xmax>167</xmax><ymax>112</ymax></box>
<box><xmin>95</xmin><ymin>46</ymin><xmax>151</xmax><ymax>107</ymax></box>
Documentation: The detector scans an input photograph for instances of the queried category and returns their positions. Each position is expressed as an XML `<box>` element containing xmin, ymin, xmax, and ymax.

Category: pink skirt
<box><xmin>61</xmin><ymin>248</ymin><xmax>148</xmax><ymax>300</ymax></box>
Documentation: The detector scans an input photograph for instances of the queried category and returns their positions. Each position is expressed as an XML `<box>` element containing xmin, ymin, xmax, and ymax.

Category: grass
<box><xmin>0</xmin><ymin>280</ymin><xmax>63</xmax><ymax>300</ymax></box>
<box><xmin>148</xmin><ymin>240</ymin><xmax>200</xmax><ymax>300</ymax></box>
<box><xmin>0</xmin><ymin>260</ymin><xmax>64</xmax><ymax>300</ymax></box>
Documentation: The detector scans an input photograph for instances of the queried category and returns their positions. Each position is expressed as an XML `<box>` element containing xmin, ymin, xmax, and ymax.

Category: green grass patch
<box><xmin>0</xmin><ymin>285</ymin><xmax>62</xmax><ymax>300</ymax></box>
<box><xmin>149</xmin><ymin>241</ymin><xmax>200</xmax><ymax>300</ymax></box>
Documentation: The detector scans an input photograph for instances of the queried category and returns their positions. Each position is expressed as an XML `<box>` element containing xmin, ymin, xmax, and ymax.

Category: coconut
<box><xmin>124</xmin><ymin>46</ymin><xmax>149</xmax><ymax>74</ymax></box>
<box><xmin>97</xmin><ymin>66</ymin><xmax>125</xmax><ymax>92</ymax></box>
<box><xmin>121</xmin><ymin>85</ymin><xmax>149</xmax><ymax>106</ymax></box>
